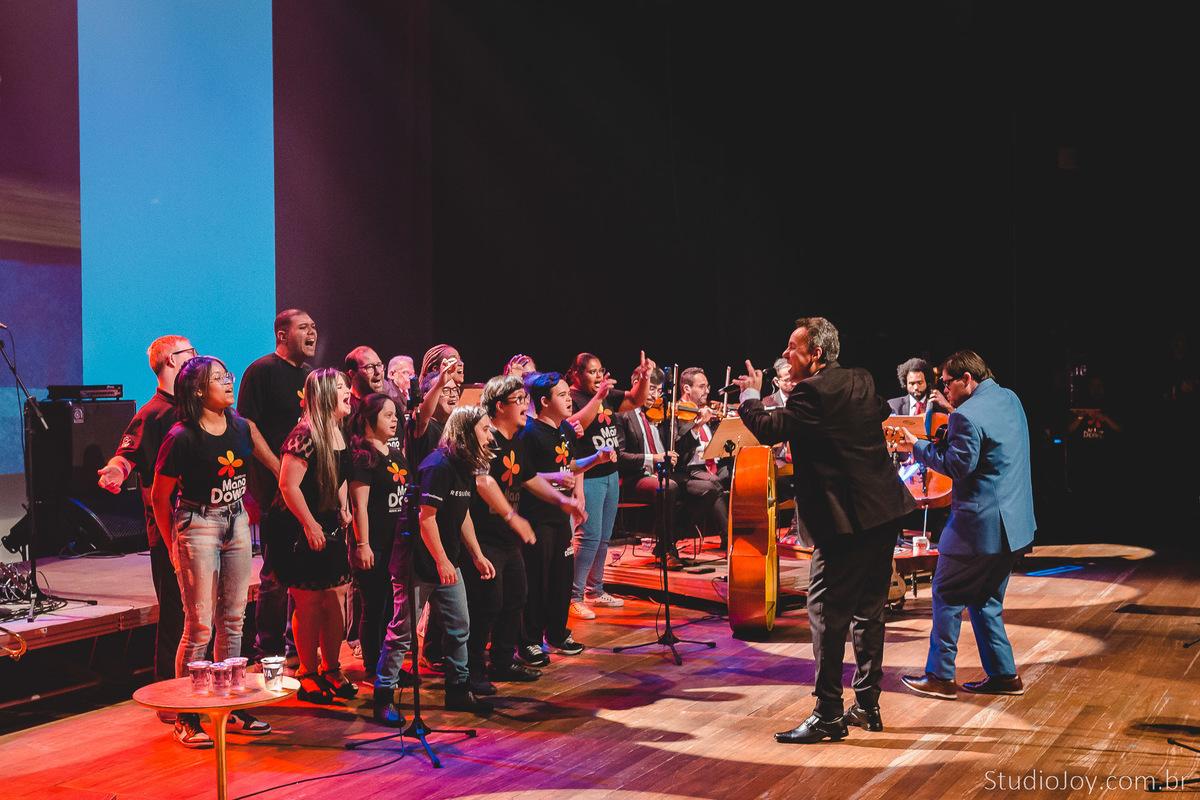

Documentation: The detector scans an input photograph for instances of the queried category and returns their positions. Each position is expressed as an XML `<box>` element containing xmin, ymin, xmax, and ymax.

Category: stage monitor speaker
<box><xmin>18</xmin><ymin>399</ymin><xmax>147</xmax><ymax>556</ymax></box>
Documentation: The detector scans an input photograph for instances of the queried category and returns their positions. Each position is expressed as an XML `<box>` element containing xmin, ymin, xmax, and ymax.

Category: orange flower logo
<box><xmin>387</xmin><ymin>462</ymin><xmax>407</xmax><ymax>485</ymax></box>
<box><xmin>217</xmin><ymin>450</ymin><xmax>243</xmax><ymax>478</ymax></box>
<box><xmin>501</xmin><ymin>451</ymin><xmax>521</xmax><ymax>486</ymax></box>
<box><xmin>596</xmin><ymin>405</ymin><xmax>612</xmax><ymax>426</ymax></box>
<box><xmin>555</xmin><ymin>442</ymin><xmax>570</xmax><ymax>465</ymax></box>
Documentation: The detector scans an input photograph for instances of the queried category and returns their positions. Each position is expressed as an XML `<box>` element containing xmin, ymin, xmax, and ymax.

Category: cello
<box><xmin>727</xmin><ymin>445</ymin><xmax>781</xmax><ymax>638</ymax></box>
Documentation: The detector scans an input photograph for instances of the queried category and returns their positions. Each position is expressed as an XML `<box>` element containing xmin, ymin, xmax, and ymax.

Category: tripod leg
<box><xmin>404</xmin><ymin>730</ymin><xmax>443</xmax><ymax>769</ymax></box>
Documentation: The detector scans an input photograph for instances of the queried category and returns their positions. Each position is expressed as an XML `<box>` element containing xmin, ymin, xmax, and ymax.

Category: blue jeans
<box><xmin>925</xmin><ymin>551</ymin><xmax>1019</xmax><ymax>680</ymax></box>
<box><xmin>573</xmin><ymin>471</ymin><xmax>619</xmax><ymax>601</ymax></box>
<box><xmin>172</xmin><ymin>502</ymin><xmax>253</xmax><ymax>676</ymax></box>
<box><xmin>376</xmin><ymin>540</ymin><xmax>471</xmax><ymax>687</ymax></box>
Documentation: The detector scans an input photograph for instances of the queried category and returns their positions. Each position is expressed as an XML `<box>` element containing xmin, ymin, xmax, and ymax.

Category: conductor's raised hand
<box><xmin>735</xmin><ymin>359</ymin><xmax>764</xmax><ymax>394</ymax></box>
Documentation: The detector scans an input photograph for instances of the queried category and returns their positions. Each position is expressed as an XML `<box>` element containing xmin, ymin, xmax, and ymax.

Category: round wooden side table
<box><xmin>133</xmin><ymin>673</ymin><xmax>299</xmax><ymax>800</ymax></box>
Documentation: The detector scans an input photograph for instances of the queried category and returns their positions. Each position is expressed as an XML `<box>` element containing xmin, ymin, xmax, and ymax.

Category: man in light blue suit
<box><xmin>899</xmin><ymin>350</ymin><xmax>1036</xmax><ymax>700</ymax></box>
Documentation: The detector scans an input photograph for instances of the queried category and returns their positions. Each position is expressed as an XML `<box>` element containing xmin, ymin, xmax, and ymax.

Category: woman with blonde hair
<box><xmin>271</xmin><ymin>367</ymin><xmax>357</xmax><ymax>703</ymax></box>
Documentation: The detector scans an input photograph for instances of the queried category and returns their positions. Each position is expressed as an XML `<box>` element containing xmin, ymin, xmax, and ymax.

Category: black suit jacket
<box><xmin>615</xmin><ymin>408</ymin><xmax>665</xmax><ymax>481</ymax></box>
<box><xmin>738</xmin><ymin>362</ymin><xmax>915</xmax><ymax>544</ymax></box>
<box><xmin>888</xmin><ymin>394</ymin><xmax>930</xmax><ymax>416</ymax></box>
<box><xmin>672</xmin><ymin>418</ymin><xmax>716</xmax><ymax>469</ymax></box>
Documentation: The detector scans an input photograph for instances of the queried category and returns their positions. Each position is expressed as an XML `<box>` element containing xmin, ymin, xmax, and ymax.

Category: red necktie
<box><xmin>639</xmin><ymin>411</ymin><xmax>658</xmax><ymax>455</ymax></box>
<box><xmin>915</xmin><ymin>400</ymin><xmax>926</xmax><ymax>414</ymax></box>
<box><xmin>698</xmin><ymin>424</ymin><xmax>717</xmax><ymax>474</ymax></box>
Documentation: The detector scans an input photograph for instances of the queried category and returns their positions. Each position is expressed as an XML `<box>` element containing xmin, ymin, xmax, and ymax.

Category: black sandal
<box><xmin>296</xmin><ymin>673</ymin><xmax>335</xmax><ymax>704</ymax></box>
<box><xmin>321</xmin><ymin>669</ymin><xmax>359</xmax><ymax>700</ymax></box>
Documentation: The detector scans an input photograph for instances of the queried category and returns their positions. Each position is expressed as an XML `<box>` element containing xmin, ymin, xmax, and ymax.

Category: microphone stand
<box><xmin>346</xmin><ymin>376</ymin><xmax>475</xmax><ymax>768</ymax></box>
<box><xmin>0</xmin><ymin>336</ymin><xmax>77</xmax><ymax>622</ymax></box>
<box><xmin>613</xmin><ymin>365</ymin><xmax>716</xmax><ymax>665</ymax></box>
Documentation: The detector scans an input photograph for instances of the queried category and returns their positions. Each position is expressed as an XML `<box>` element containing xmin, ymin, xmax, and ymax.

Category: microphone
<box><xmin>718</xmin><ymin>365</ymin><xmax>771</xmax><ymax>395</ymax></box>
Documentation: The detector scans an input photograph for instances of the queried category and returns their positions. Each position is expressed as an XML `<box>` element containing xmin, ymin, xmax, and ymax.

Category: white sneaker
<box><xmin>585</xmin><ymin>592</ymin><xmax>624</xmax><ymax>608</ymax></box>
<box><xmin>569</xmin><ymin>600</ymin><xmax>596</xmax><ymax>619</ymax></box>
<box><xmin>174</xmin><ymin>714</ymin><xmax>213</xmax><ymax>749</ymax></box>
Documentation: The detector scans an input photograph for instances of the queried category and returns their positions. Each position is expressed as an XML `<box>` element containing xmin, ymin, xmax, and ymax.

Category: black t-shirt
<box><xmin>155</xmin><ymin>415</ymin><xmax>253</xmax><ymax>506</ymax></box>
<box><xmin>570</xmin><ymin>387</ymin><xmax>626</xmax><ymax>478</ymax></box>
<box><xmin>518</xmin><ymin>417</ymin><xmax>574</xmax><ymax>524</ymax></box>
<box><xmin>350</xmin><ymin>444</ymin><xmax>409</xmax><ymax>559</ymax></box>
<box><xmin>276</xmin><ymin>421</ymin><xmax>352</xmax><ymax>531</ymax></box>
<box><xmin>415</xmin><ymin>449</ymin><xmax>474</xmax><ymax>583</ymax></box>
<box><xmin>237</xmin><ymin>353</ymin><xmax>311</xmax><ymax>453</ymax></box>
<box><xmin>238</xmin><ymin>354</ymin><xmax>311</xmax><ymax>507</ymax></box>
<box><xmin>470</xmin><ymin>429</ymin><xmax>532</xmax><ymax>549</ymax></box>
<box><xmin>407</xmin><ymin>416</ymin><xmax>444</xmax><ymax>475</ymax></box>
<box><xmin>116</xmin><ymin>389</ymin><xmax>177</xmax><ymax>486</ymax></box>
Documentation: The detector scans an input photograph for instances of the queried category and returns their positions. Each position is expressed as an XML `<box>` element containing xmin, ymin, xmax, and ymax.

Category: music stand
<box><xmin>458</xmin><ymin>384</ymin><xmax>484</xmax><ymax>407</ymax></box>
<box><xmin>701</xmin><ymin>417</ymin><xmax>760</xmax><ymax>461</ymax></box>
<box><xmin>675</xmin><ymin>417</ymin><xmax>756</xmax><ymax>564</ymax></box>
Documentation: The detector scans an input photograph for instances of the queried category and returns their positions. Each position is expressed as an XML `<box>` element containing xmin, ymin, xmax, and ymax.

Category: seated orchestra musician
<box><xmin>888</xmin><ymin>357</ymin><xmax>934</xmax><ymax>416</ymax></box>
<box><xmin>763</xmin><ymin>358</ymin><xmax>795</xmax><ymax>409</ymax></box>
<box><xmin>614</xmin><ymin>368</ymin><xmax>686</xmax><ymax>567</ymax></box>
<box><xmin>670</xmin><ymin>368</ymin><xmax>730</xmax><ymax>548</ymax></box>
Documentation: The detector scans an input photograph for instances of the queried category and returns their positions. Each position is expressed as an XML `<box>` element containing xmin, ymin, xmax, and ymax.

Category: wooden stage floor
<box><xmin>2</xmin><ymin>543</ymin><xmax>1199</xmax><ymax>799</ymax></box>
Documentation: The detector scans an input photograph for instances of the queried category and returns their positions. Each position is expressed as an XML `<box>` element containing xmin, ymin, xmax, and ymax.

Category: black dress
<box><xmin>267</xmin><ymin>421</ymin><xmax>353</xmax><ymax>590</ymax></box>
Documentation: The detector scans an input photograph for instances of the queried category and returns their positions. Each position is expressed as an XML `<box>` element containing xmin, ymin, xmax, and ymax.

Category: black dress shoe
<box><xmin>962</xmin><ymin>675</ymin><xmax>1024</xmax><ymax>695</ymax></box>
<box><xmin>469</xmin><ymin>676</ymin><xmax>498</xmax><ymax>696</ymax></box>
<box><xmin>774</xmin><ymin>714</ymin><xmax>848</xmax><ymax>744</ymax></box>
<box><xmin>844</xmin><ymin>703</ymin><xmax>883</xmax><ymax>732</ymax></box>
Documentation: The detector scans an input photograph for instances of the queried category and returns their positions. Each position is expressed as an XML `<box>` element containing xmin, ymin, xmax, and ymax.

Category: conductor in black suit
<box><xmin>736</xmin><ymin>316</ymin><xmax>915</xmax><ymax>744</ymax></box>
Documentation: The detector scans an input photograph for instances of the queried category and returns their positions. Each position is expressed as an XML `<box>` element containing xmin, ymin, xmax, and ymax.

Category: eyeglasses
<box><xmin>359</xmin><ymin>362</ymin><xmax>385</xmax><ymax>373</ymax></box>
<box><xmin>940</xmin><ymin>375</ymin><xmax>961</xmax><ymax>389</ymax></box>
<box><xmin>502</xmin><ymin>393</ymin><xmax>528</xmax><ymax>405</ymax></box>
<box><xmin>210</xmin><ymin>372</ymin><xmax>236</xmax><ymax>386</ymax></box>
<box><xmin>171</xmin><ymin>347</ymin><xmax>197</xmax><ymax>358</ymax></box>
<box><xmin>441</xmin><ymin>386</ymin><xmax>461</xmax><ymax>397</ymax></box>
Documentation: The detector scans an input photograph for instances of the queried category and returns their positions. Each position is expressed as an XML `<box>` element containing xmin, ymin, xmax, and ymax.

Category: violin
<box><xmin>644</xmin><ymin>398</ymin><xmax>727</xmax><ymax>424</ymax></box>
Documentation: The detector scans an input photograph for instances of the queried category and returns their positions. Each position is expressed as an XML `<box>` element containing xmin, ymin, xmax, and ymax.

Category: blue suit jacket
<box><xmin>913</xmin><ymin>379</ymin><xmax>1036</xmax><ymax>556</ymax></box>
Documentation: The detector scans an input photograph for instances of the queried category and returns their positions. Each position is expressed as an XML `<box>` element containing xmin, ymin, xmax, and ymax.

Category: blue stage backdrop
<box><xmin>78</xmin><ymin>1</ymin><xmax>277</xmax><ymax>412</ymax></box>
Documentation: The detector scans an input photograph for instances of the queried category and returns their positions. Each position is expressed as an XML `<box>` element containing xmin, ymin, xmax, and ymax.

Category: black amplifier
<box><xmin>47</xmin><ymin>384</ymin><xmax>124</xmax><ymax>400</ymax></box>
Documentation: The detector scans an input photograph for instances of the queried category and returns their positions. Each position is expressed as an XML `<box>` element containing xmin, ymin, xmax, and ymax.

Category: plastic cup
<box><xmin>210</xmin><ymin>662</ymin><xmax>232</xmax><ymax>696</ymax></box>
<box><xmin>261</xmin><ymin>656</ymin><xmax>285</xmax><ymax>691</ymax></box>
<box><xmin>913</xmin><ymin>535</ymin><xmax>929</xmax><ymax>555</ymax></box>
<box><xmin>225</xmin><ymin>657</ymin><xmax>248</xmax><ymax>692</ymax></box>
<box><xmin>187</xmin><ymin>660</ymin><xmax>213</xmax><ymax>694</ymax></box>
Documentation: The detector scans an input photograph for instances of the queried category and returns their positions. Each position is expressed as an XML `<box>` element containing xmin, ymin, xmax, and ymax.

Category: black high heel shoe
<box><xmin>321</xmin><ymin>669</ymin><xmax>359</xmax><ymax>700</ymax></box>
<box><xmin>296</xmin><ymin>673</ymin><xmax>335</xmax><ymax>704</ymax></box>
